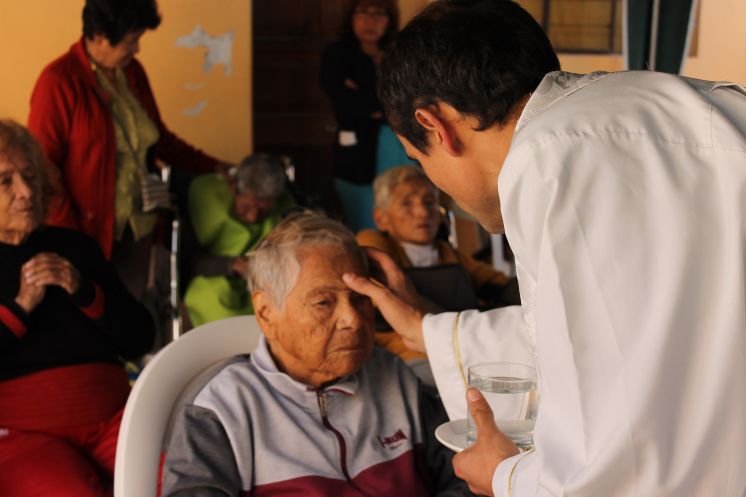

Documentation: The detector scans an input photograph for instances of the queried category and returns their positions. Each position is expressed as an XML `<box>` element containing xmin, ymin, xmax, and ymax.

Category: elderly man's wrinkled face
<box><xmin>255</xmin><ymin>244</ymin><xmax>375</xmax><ymax>388</ymax></box>
<box><xmin>0</xmin><ymin>150</ymin><xmax>43</xmax><ymax>243</ymax></box>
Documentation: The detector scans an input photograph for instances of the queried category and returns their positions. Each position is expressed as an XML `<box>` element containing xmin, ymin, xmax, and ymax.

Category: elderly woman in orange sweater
<box><xmin>357</xmin><ymin>165</ymin><xmax>519</xmax><ymax>363</ymax></box>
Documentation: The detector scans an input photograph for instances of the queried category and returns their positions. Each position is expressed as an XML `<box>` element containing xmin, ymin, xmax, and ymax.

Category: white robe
<box><xmin>423</xmin><ymin>71</ymin><xmax>746</xmax><ymax>497</ymax></box>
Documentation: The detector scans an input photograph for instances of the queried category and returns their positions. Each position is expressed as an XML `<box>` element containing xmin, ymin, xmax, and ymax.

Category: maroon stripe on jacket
<box><xmin>0</xmin><ymin>305</ymin><xmax>26</xmax><ymax>338</ymax></box>
<box><xmin>250</xmin><ymin>450</ymin><xmax>430</xmax><ymax>497</ymax></box>
<box><xmin>79</xmin><ymin>283</ymin><xmax>105</xmax><ymax>319</ymax></box>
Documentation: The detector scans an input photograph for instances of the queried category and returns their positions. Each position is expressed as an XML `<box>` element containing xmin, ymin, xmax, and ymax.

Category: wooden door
<box><xmin>253</xmin><ymin>0</ymin><xmax>351</xmax><ymax>214</ymax></box>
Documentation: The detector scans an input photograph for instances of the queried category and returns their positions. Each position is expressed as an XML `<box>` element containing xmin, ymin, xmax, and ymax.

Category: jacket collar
<box><xmin>515</xmin><ymin>71</ymin><xmax>610</xmax><ymax>135</ymax></box>
<box><xmin>69</xmin><ymin>37</ymin><xmax>141</xmax><ymax>105</ymax></box>
<box><xmin>70</xmin><ymin>37</ymin><xmax>100</xmax><ymax>88</ymax></box>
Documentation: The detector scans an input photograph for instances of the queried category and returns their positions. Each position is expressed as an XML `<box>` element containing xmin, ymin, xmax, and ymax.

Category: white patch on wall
<box><xmin>175</xmin><ymin>24</ymin><xmax>234</xmax><ymax>76</ymax></box>
<box><xmin>183</xmin><ymin>100</ymin><xmax>208</xmax><ymax>116</ymax></box>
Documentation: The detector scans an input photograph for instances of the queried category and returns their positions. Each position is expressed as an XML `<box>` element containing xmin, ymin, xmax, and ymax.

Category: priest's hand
<box><xmin>342</xmin><ymin>247</ymin><xmax>426</xmax><ymax>353</ymax></box>
<box><xmin>453</xmin><ymin>388</ymin><xmax>521</xmax><ymax>496</ymax></box>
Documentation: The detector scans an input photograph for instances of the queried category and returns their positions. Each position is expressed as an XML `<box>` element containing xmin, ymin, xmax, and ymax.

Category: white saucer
<box><xmin>435</xmin><ymin>418</ymin><xmax>468</xmax><ymax>453</ymax></box>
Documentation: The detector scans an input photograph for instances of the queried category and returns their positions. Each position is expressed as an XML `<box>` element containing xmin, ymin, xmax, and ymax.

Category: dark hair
<box><xmin>339</xmin><ymin>0</ymin><xmax>400</xmax><ymax>48</ymax></box>
<box><xmin>378</xmin><ymin>0</ymin><xmax>560</xmax><ymax>153</ymax></box>
<box><xmin>82</xmin><ymin>0</ymin><xmax>161</xmax><ymax>45</ymax></box>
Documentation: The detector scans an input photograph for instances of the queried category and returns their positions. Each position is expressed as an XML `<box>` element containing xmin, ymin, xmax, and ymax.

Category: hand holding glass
<box><xmin>467</xmin><ymin>362</ymin><xmax>538</xmax><ymax>450</ymax></box>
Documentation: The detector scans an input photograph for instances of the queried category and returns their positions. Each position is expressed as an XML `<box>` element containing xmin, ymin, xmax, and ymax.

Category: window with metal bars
<box><xmin>516</xmin><ymin>0</ymin><xmax>698</xmax><ymax>55</ymax></box>
<box><xmin>517</xmin><ymin>0</ymin><xmax>622</xmax><ymax>53</ymax></box>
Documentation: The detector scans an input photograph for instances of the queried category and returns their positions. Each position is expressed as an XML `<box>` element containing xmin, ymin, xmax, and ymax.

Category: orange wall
<box><xmin>0</xmin><ymin>0</ymin><xmax>81</xmax><ymax>122</ymax></box>
<box><xmin>682</xmin><ymin>0</ymin><xmax>746</xmax><ymax>84</ymax></box>
<box><xmin>0</xmin><ymin>0</ymin><xmax>250</xmax><ymax>162</ymax></box>
<box><xmin>0</xmin><ymin>0</ymin><xmax>427</xmax><ymax>162</ymax></box>
<box><xmin>3</xmin><ymin>0</ymin><xmax>742</xmax><ymax>164</ymax></box>
<box><xmin>558</xmin><ymin>53</ymin><xmax>625</xmax><ymax>73</ymax></box>
<box><xmin>139</xmin><ymin>0</ymin><xmax>252</xmax><ymax>162</ymax></box>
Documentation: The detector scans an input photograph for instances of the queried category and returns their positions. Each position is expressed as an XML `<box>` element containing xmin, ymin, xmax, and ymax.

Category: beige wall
<box><xmin>0</xmin><ymin>0</ymin><xmax>250</xmax><ymax>162</ymax></box>
<box><xmin>682</xmin><ymin>0</ymin><xmax>746</xmax><ymax>84</ymax></box>
<box><xmin>556</xmin><ymin>0</ymin><xmax>746</xmax><ymax>84</ymax></box>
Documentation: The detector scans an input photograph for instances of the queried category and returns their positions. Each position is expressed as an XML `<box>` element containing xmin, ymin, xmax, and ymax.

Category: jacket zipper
<box><xmin>316</xmin><ymin>391</ymin><xmax>372</xmax><ymax>497</ymax></box>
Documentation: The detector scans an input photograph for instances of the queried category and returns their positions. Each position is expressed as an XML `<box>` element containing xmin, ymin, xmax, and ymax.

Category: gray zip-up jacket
<box><xmin>161</xmin><ymin>336</ymin><xmax>472</xmax><ymax>497</ymax></box>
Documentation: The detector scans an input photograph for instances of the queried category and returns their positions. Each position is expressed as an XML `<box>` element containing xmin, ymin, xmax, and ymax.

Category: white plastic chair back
<box><xmin>114</xmin><ymin>315</ymin><xmax>261</xmax><ymax>497</ymax></box>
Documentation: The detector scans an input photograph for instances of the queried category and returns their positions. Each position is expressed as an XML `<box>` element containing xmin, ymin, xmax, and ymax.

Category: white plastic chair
<box><xmin>114</xmin><ymin>315</ymin><xmax>261</xmax><ymax>497</ymax></box>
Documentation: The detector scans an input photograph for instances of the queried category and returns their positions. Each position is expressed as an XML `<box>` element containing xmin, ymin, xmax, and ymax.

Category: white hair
<box><xmin>233</xmin><ymin>153</ymin><xmax>286</xmax><ymax>199</ymax></box>
<box><xmin>246</xmin><ymin>211</ymin><xmax>366</xmax><ymax>308</ymax></box>
<box><xmin>372</xmin><ymin>164</ymin><xmax>438</xmax><ymax>209</ymax></box>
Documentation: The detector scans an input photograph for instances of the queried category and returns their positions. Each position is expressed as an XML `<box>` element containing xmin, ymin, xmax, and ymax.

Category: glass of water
<box><xmin>466</xmin><ymin>362</ymin><xmax>538</xmax><ymax>450</ymax></box>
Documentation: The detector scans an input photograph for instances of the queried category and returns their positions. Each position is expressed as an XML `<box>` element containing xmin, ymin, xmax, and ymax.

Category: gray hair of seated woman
<box><xmin>0</xmin><ymin>119</ymin><xmax>55</xmax><ymax>217</ymax></box>
<box><xmin>232</xmin><ymin>153</ymin><xmax>287</xmax><ymax>200</ymax></box>
<box><xmin>372</xmin><ymin>164</ymin><xmax>439</xmax><ymax>210</ymax></box>
<box><xmin>246</xmin><ymin>211</ymin><xmax>367</xmax><ymax>309</ymax></box>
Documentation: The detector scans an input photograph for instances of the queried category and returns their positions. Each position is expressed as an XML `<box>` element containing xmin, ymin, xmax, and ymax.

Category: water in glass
<box><xmin>466</xmin><ymin>375</ymin><xmax>538</xmax><ymax>449</ymax></box>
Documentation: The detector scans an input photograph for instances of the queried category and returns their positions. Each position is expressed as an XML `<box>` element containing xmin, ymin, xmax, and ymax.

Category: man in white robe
<box><xmin>343</xmin><ymin>1</ymin><xmax>746</xmax><ymax>496</ymax></box>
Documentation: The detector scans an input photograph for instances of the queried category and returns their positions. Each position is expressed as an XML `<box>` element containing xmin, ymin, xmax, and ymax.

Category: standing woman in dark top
<box><xmin>321</xmin><ymin>0</ymin><xmax>412</xmax><ymax>231</ymax></box>
<box><xmin>0</xmin><ymin>120</ymin><xmax>155</xmax><ymax>496</ymax></box>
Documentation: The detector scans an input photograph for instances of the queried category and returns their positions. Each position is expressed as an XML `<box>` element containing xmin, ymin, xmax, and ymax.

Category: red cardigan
<box><xmin>28</xmin><ymin>39</ymin><xmax>220</xmax><ymax>258</ymax></box>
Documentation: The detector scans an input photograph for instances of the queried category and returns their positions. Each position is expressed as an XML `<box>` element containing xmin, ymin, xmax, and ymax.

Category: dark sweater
<box><xmin>320</xmin><ymin>36</ymin><xmax>384</xmax><ymax>184</ymax></box>
<box><xmin>0</xmin><ymin>226</ymin><xmax>155</xmax><ymax>381</ymax></box>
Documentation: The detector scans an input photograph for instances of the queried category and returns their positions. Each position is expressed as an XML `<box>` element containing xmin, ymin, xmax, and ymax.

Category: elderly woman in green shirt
<box><xmin>184</xmin><ymin>154</ymin><xmax>295</xmax><ymax>327</ymax></box>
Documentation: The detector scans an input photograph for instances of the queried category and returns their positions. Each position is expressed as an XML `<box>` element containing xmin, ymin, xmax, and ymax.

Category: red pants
<box><xmin>0</xmin><ymin>408</ymin><xmax>123</xmax><ymax>497</ymax></box>
<box><xmin>0</xmin><ymin>364</ymin><xmax>130</xmax><ymax>497</ymax></box>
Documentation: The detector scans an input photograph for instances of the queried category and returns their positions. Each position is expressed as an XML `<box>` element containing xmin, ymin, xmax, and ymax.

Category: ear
<box><xmin>252</xmin><ymin>291</ymin><xmax>278</xmax><ymax>340</ymax></box>
<box><xmin>413</xmin><ymin>106</ymin><xmax>461</xmax><ymax>157</ymax></box>
<box><xmin>373</xmin><ymin>207</ymin><xmax>390</xmax><ymax>232</ymax></box>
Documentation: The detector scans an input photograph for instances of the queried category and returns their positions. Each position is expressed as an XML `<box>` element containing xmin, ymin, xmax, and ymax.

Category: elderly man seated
<box><xmin>161</xmin><ymin>212</ymin><xmax>470</xmax><ymax>497</ymax></box>
<box><xmin>183</xmin><ymin>153</ymin><xmax>295</xmax><ymax>327</ymax></box>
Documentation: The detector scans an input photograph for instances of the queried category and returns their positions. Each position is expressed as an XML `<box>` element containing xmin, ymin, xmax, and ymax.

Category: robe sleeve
<box><xmin>492</xmin><ymin>449</ymin><xmax>541</xmax><ymax>497</ymax></box>
<box><xmin>421</xmin><ymin>307</ymin><xmax>533</xmax><ymax>421</ymax></box>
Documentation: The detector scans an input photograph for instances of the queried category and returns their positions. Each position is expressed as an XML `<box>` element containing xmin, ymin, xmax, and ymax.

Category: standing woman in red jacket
<box><xmin>28</xmin><ymin>0</ymin><xmax>231</xmax><ymax>304</ymax></box>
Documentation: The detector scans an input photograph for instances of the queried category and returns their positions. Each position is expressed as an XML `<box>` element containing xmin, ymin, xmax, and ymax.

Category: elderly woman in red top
<box><xmin>0</xmin><ymin>119</ymin><xmax>155</xmax><ymax>496</ymax></box>
<box><xmin>28</xmin><ymin>0</ymin><xmax>230</xmax><ymax>301</ymax></box>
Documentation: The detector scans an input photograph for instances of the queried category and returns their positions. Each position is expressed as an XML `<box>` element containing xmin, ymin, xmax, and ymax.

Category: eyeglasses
<box><xmin>353</xmin><ymin>6</ymin><xmax>389</xmax><ymax>18</ymax></box>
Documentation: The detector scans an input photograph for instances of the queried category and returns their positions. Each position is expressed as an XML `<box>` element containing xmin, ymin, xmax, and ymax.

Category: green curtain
<box><xmin>625</xmin><ymin>0</ymin><xmax>697</xmax><ymax>74</ymax></box>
